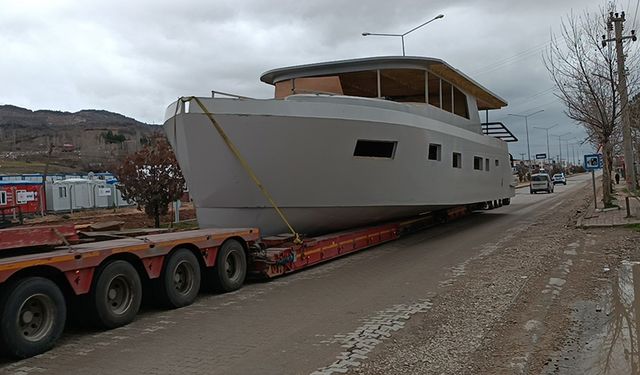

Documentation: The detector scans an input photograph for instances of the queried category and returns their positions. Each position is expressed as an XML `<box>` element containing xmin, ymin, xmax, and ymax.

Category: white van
<box><xmin>530</xmin><ymin>173</ymin><xmax>554</xmax><ymax>194</ymax></box>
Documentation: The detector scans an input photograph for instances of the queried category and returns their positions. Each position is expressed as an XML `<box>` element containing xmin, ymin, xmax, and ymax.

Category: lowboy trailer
<box><xmin>0</xmin><ymin>203</ymin><xmax>493</xmax><ymax>359</ymax></box>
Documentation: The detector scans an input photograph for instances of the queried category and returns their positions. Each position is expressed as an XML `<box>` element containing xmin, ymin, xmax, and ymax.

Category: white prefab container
<box><xmin>45</xmin><ymin>179</ymin><xmax>112</xmax><ymax>212</ymax></box>
<box><xmin>106</xmin><ymin>183</ymin><xmax>134</xmax><ymax>208</ymax></box>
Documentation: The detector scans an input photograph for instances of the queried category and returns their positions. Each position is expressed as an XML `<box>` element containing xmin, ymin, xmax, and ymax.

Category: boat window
<box><xmin>485</xmin><ymin>158</ymin><xmax>490</xmax><ymax>171</ymax></box>
<box><xmin>428</xmin><ymin>144</ymin><xmax>441</xmax><ymax>161</ymax></box>
<box><xmin>453</xmin><ymin>87</ymin><xmax>469</xmax><ymax>119</ymax></box>
<box><xmin>0</xmin><ymin>191</ymin><xmax>6</xmax><ymax>205</ymax></box>
<box><xmin>353</xmin><ymin>140</ymin><xmax>397</xmax><ymax>158</ymax></box>
<box><xmin>338</xmin><ymin>71</ymin><xmax>378</xmax><ymax>98</ymax></box>
<box><xmin>275</xmin><ymin>76</ymin><xmax>344</xmax><ymax>98</ymax></box>
<box><xmin>58</xmin><ymin>186</ymin><xmax>67</xmax><ymax>198</ymax></box>
<box><xmin>427</xmin><ymin>72</ymin><xmax>440</xmax><ymax>108</ymax></box>
<box><xmin>442</xmin><ymin>81</ymin><xmax>453</xmax><ymax>113</ymax></box>
<box><xmin>474</xmin><ymin>156</ymin><xmax>483</xmax><ymax>170</ymax></box>
<box><xmin>452</xmin><ymin>152</ymin><xmax>462</xmax><ymax>168</ymax></box>
<box><xmin>495</xmin><ymin>159</ymin><xmax>500</xmax><ymax>167</ymax></box>
<box><xmin>380</xmin><ymin>69</ymin><xmax>425</xmax><ymax>102</ymax></box>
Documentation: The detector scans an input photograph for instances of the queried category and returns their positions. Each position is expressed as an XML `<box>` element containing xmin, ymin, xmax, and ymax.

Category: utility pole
<box><xmin>509</xmin><ymin>110</ymin><xmax>544</xmax><ymax>165</ymax></box>
<box><xmin>534</xmin><ymin>124</ymin><xmax>558</xmax><ymax>165</ymax></box>
<box><xmin>552</xmin><ymin>132</ymin><xmax>571</xmax><ymax>169</ymax></box>
<box><xmin>603</xmin><ymin>11</ymin><xmax>638</xmax><ymax>192</ymax></box>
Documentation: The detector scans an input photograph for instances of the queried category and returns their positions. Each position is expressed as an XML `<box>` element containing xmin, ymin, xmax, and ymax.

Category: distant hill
<box><xmin>0</xmin><ymin>105</ymin><xmax>161</xmax><ymax>174</ymax></box>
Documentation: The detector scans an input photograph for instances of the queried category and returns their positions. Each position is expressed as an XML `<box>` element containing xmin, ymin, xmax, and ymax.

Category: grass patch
<box><xmin>162</xmin><ymin>219</ymin><xmax>199</xmax><ymax>231</ymax></box>
<box><xmin>0</xmin><ymin>159</ymin><xmax>79</xmax><ymax>174</ymax></box>
<box><xmin>626</xmin><ymin>223</ymin><xmax>640</xmax><ymax>231</ymax></box>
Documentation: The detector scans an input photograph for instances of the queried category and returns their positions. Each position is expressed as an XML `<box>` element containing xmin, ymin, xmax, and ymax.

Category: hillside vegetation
<box><xmin>0</xmin><ymin>105</ymin><xmax>161</xmax><ymax>174</ymax></box>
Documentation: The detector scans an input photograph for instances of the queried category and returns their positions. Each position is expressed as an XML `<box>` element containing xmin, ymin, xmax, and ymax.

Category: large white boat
<box><xmin>163</xmin><ymin>56</ymin><xmax>515</xmax><ymax>236</ymax></box>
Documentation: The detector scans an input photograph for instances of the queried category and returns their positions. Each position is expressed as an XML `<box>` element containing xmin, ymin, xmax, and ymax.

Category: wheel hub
<box><xmin>17</xmin><ymin>294</ymin><xmax>55</xmax><ymax>342</ymax></box>
<box><xmin>173</xmin><ymin>261</ymin><xmax>193</xmax><ymax>294</ymax></box>
<box><xmin>22</xmin><ymin>310</ymin><xmax>34</xmax><ymax>324</ymax></box>
<box><xmin>106</xmin><ymin>276</ymin><xmax>132</xmax><ymax>314</ymax></box>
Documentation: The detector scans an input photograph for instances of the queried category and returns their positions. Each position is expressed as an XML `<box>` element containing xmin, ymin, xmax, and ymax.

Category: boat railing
<box><xmin>481</xmin><ymin>122</ymin><xmax>518</xmax><ymax>142</ymax></box>
<box><xmin>211</xmin><ymin>90</ymin><xmax>254</xmax><ymax>100</ymax></box>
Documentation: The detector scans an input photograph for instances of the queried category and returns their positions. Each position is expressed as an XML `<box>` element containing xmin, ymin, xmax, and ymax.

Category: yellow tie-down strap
<box><xmin>178</xmin><ymin>96</ymin><xmax>302</xmax><ymax>245</ymax></box>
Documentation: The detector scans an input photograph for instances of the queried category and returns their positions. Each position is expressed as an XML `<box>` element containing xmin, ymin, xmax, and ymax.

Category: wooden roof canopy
<box><xmin>260</xmin><ymin>56</ymin><xmax>508</xmax><ymax>110</ymax></box>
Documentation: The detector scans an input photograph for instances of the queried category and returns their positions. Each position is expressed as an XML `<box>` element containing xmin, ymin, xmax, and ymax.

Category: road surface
<box><xmin>0</xmin><ymin>173</ymin><xmax>617</xmax><ymax>375</ymax></box>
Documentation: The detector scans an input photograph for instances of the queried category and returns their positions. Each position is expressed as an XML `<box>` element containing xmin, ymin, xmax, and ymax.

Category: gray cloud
<box><xmin>1</xmin><ymin>0</ymin><xmax>635</xmax><ymax>159</ymax></box>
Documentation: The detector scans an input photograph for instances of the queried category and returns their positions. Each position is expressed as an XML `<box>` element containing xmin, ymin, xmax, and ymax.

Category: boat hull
<box><xmin>195</xmin><ymin>205</ymin><xmax>453</xmax><ymax>236</ymax></box>
<box><xmin>164</xmin><ymin>95</ymin><xmax>515</xmax><ymax>235</ymax></box>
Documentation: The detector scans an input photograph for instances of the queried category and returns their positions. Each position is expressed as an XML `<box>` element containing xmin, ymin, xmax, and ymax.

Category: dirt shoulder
<box><xmin>21</xmin><ymin>203</ymin><xmax>196</xmax><ymax>229</ymax></box>
<box><xmin>352</xmin><ymin>184</ymin><xmax>640</xmax><ymax>374</ymax></box>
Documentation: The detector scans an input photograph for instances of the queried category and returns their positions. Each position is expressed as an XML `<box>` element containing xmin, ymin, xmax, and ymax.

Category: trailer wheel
<box><xmin>159</xmin><ymin>249</ymin><xmax>201</xmax><ymax>308</ymax></box>
<box><xmin>0</xmin><ymin>277</ymin><xmax>66</xmax><ymax>358</ymax></box>
<box><xmin>213</xmin><ymin>239</ymin><xmax>246</xmax><ymax>292</ymax></box>
<box><xmin>91</xmin><ymin>260</ymin><xmax>142</xmax><ymax>329</ymax></box>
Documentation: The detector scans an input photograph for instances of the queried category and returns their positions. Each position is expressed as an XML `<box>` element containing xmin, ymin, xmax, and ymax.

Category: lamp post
<box><xmin>533</xmin><ymin>123</ymin><xmax>558</xmax><ymax>164</ymax></box>
<box><xmin>508</xmin><ymin>109</ymin><xmax>544</xmax><ymax>165</ymax></box>
<box><xmin>362</xmin><ymin>14</ymin><xmax>444</xmax><ymax>56</ymax></box>
<box><xmin>564</xmin><ymin>138</ymin><xmax>575</xmax><ymax>167</ymax></box>
<box><xmin>551</xmin><ymin>132</ymin><xmax>571</xmax><ymax>169</ymax></box>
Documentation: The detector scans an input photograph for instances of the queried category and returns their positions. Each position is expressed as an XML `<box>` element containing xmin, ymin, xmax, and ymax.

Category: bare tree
<box><xmin>115</xmin><ymin>136</ymin><xmax>185</xmax><ymax>228</ymax></box>
<box><xmin>545</xmin><ymin>6</ymin><xmax>638</xmax><ymax>206</ymax></box>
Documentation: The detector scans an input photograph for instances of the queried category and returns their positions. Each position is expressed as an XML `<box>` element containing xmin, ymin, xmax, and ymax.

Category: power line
<box><xmin>470</xmin><ymin>42</ymin><xmax>549</xmax><ymax>76</ymax></box>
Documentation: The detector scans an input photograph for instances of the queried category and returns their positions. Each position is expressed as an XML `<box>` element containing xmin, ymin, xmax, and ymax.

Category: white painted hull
<box><xmin>164</xmin><ymin>95</ymin><xmax>515</xmax><ymax>235</ymax></box>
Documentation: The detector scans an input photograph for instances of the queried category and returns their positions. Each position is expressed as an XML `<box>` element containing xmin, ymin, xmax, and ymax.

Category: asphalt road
<box><xmin>0</xmin><ymin>173</ymin><xmax>594</xmax><ymax>375</ymax></box>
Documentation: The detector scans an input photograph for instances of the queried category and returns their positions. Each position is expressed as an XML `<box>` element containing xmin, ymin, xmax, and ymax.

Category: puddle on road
<box><xmin>583</xmin><ymin>261</ymin><xmax>640</xmax><ymax>374</ymax></box>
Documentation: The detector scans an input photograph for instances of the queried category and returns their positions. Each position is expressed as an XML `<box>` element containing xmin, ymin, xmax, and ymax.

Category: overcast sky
<box><xmin>2</xmin><ymin>0</ymin><xmax>639</xmax><ymax>161</ymax></box>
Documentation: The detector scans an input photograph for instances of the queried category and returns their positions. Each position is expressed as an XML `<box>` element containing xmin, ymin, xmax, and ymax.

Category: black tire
<box><xmin>502</xmin><ymin>198</ymin><xmax>511</xmax><ymax>206</ymax></box>
<box><xmin>0</xmin><ymin>277</ymin><xmax>66</xmax><ymax>358</ymax></box>
<box><xmin>91</xmin><ymin>260</ymin><xmax>142</xmax><ymax>329</ymax></box>
<box><xmin>159</xmin><ymin>249</ymin><xmax>201</xmax><ymax>308</ymax></box>
<box><xmin>212</xmin><ymin>239</ymin><xmax>247</xmax><ymax>292</ymax></box>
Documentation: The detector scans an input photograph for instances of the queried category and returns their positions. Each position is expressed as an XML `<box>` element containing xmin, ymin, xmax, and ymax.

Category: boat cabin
<box><xmin>260</xmin><ymin>56</ymin><xmax>507</xmax><ymax>122</ymax></box>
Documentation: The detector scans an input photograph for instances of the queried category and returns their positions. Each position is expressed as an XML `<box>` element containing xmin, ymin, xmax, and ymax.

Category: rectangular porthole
<box><xmin>428</xmin><ymin>143</ymin><xmax>441</xmax><ymax>161</ymax></box>
<box><xmin>453</xmin><ymin>152</ymin><xmax>462</xmax><ymax>168</ymax></box>
<box><xmin>485</xmin><ymin>158</ymin><xmax>490</xmax><ymax>171</ymax></box>
<box><xmin>474</xmin><ymin>156</ymin><xmax>483</xmax><ymax>170</ymax></box>
<box><xmin>353</xmin><ymin>140</ymin><xmax>397</xmax><ymax>159</ymax></box>
<box><xmin>495</xmin><ymin>159</ymin><xmax>500</xmax><ymax>167</ymax></box>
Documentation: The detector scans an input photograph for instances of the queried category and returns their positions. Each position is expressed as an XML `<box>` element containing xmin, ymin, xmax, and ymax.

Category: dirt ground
<box><xmin>353</xmin><ymin>183</ymin><xmax>640</xmax><ymax>374</ymax></box>
<box><xmin>21</xmin><ymin>202</ymin><xmax>196</xmax><ymax>229</ymax></box>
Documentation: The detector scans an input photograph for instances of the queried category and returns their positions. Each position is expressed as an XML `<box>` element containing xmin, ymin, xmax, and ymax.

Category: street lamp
<box><xmin>551</xmin><ymin>132</ymin><xmax>571</xmax><ymax>168</ymax></box>
<box><xmin>564</xmin><ymin>137</ymin><xmax>576</xmax><ymax>166</ymax></box>
<box><xmin>362</xmin><ymin>14</ymin><xmax>444</xmax><ymax>56</ymax></box>
<box><xmin>508</xmin><ymin>109</ymin><xmax>544</xmax><ymax>164</ymax></box>
<box><xmin>533</xmin><ymin>123</ymin><xmax>558</xmax><ymax>164</ymax></box>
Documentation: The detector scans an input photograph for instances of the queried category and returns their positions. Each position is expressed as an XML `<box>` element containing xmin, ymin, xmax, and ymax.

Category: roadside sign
<box><xmin>584</xmin><ymin>154</ymin><xmax>603</xmax><ymax>170</ymax></box>
<box><xmin>535</xmin><ymin>153</ymin><xmax>546</xmax><ymax>159</ymax></box>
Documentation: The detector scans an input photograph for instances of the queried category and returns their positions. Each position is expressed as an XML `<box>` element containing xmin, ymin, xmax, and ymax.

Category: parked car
<box><xmin>552</xmin><ymin>173</ymin><xmax>567</xmax><ymax>185</ymax></box>
<box><xmin>530</xmin><ymin>173</ymin><xmax>554</xmax><ymax>194</ymax></box>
